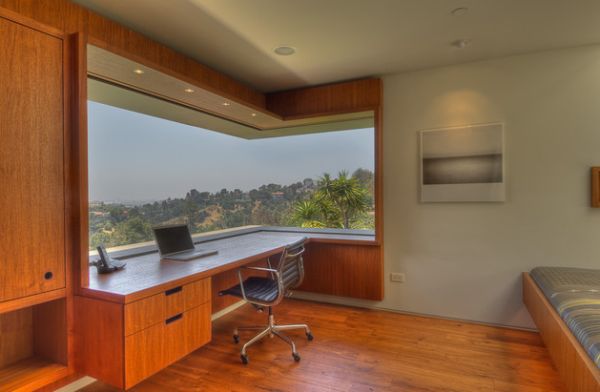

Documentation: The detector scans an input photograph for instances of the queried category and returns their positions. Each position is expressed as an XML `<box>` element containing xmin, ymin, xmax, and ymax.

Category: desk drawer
<box><xmin>125</xmin><ymin>278</ymin><xmax>210</xmax><ymax>336</ymax></box>
<box><xmin>124</xmin><ymin>302</ymin><xmax>211</xmax><ymax>389</ymax></box>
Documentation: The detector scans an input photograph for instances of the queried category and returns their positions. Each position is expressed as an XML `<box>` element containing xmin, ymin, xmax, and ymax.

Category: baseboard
<box><xmin>54</xmin><ymin>376</ymin><xmax>97</xmax><ymax>392</ymax></box>
<box><xmin>212</xmin><ymin>300</ymin><xmax>246</xmax><ymax>321</ymax></box>
<box><xmin>292</xmin><ymin>291</ymin><xmax>537</xmax><ymax>332</ymax></box>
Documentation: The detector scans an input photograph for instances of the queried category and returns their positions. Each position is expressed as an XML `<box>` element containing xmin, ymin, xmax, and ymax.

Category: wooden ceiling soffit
<box><xmin>87</xmin><ymin>45</ymin><xmax>374</xmax><ymax>132</ymax></box>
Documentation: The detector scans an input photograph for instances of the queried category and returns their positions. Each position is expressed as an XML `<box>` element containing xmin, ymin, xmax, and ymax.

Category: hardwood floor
<box><xmin>81</xmin><ymin>300</ymin><xmax>564</xmax><ymax>392</ymax></box>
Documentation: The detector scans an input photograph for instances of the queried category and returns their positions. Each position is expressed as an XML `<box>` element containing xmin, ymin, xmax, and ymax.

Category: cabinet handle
<box><xmin>165</xmin><ymin>313</ymin><xmax>183</xmax><ymax>325</ymax></box>
<box><xmin>44</xmin><ymin>271</ymin><xmax>53</xmax><ymax>280</ymax></box>
<box><xmin>165</xmin><ymin>286</ymin><xmax>182</xmax><ymax>296</ymax></box>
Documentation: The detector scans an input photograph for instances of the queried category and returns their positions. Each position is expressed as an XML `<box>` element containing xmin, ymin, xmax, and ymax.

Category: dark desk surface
<box><xmin>81</xmin><ymin>229</ymin><xmax>376</xmax><ymax>304</ymax></box>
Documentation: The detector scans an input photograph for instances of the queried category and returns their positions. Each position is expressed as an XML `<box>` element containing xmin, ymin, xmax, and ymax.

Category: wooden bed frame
<box><xmin>523</xmin><ymin>272</ymin><xmax>600</xmax><ymax>392</ymax></box>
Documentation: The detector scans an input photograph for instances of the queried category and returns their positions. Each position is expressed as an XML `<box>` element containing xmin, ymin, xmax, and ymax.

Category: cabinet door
<box><xmin>0</xmin><ymin>16</ymin><xmax>65</xmax><ymax>301</ymax></box>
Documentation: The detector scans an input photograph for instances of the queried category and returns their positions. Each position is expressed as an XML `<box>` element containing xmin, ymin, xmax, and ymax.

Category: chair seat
<box><xmin>220</xmin><ymin>277</ymin><xmax>280</xmax><ymax>303</ymax></box>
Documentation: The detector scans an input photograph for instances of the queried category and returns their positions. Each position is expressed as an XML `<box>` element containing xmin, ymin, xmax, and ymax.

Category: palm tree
<box><xmin>293</xmin><ymin>171</ymin><xmax>370</xmax><ymax>229</ymax></box>
<box><xmin>292</xmin><ymin>200</ymin><xmax>326</xmax><ymax>228</ymax></box>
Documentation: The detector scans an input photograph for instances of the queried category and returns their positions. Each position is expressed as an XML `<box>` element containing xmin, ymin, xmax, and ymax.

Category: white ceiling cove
<box><xmin>73</xmin><ymin>0</ymin><xmax>600</xmax><ymax>92</ymax></box>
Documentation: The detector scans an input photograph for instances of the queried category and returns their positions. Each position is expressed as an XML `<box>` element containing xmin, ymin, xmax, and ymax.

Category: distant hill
<box><xmin>89</xmin><ymin>169</ymin><xmax>374</xmax><ymax>250</ymax></box>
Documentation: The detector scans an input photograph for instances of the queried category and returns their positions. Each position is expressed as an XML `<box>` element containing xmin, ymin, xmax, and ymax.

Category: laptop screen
<box><xmin>153</xmin><ymin>224</ymin><xmax>195</xmax><ymax>256</ymax></box>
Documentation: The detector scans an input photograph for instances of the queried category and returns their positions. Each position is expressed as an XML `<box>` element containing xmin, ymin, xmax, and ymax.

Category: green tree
<box><xmin>113</xmin><ymin>216</ymin><xmax>153</xmax><ymax>246</ymax></box>
<box><xmin>293</xmin><ymin>200</ymin><xmax>326</xmax><ymax>228</ymax></box>
<box><xmin>293</xmin><ymin>171</ymin><xmax>370</xmax><ymax>229</ymax></box>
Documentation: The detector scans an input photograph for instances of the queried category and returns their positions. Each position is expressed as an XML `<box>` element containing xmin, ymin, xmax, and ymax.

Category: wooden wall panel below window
<box><xmin>298</xmin><ymin>243</ymin><xmax>383</xmax><ymax>301</ymax></box>
<box><xmin>212</xmin><ymin>242</ymin><xmax>383</xmax><ymax>310</ymax></box>
<box><xmin>211</xmin><ymin>261</ymin><xmax>270</xmax><ymax>314</ymax></box>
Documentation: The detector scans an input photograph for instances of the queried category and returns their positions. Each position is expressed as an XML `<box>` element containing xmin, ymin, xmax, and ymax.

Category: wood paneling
<box><xmin>125</xmin><ymin>302</ymin><xmax>211</xmax><ymax>389</ymax></box>
<box><xmin>0</xmin><ymin>12</ymin><xmax>65</xmax><ymax>302</ymax></box>
<box><xmin>183</xmin><ymin>278</ymin><xmax>211</xmax><ymax>310</ymax></box>
<box><xmin>124</xmin><ymin>294</ymin><xmax>164</xmax><ymax>337</ymax></box>
<box><xmin>0</xmin><ymin>289</ymin><xmax>66</xmax><ymax>316</ymax></box>
<box><xmin>592</xmin><ymin>167</ymin><xmax>600</xmax><ymax>207</ymax></box>
<box><xmin>88</xmin><ymin>45</ymin><xmax>374</xmax><ymax>131</ymax></box>
<box><xmin>0</xmin><ymin>308</ymin><xmax>33</xmax><ymax>368</ymax></box>
<box><xmin>299</xmin><ymin>243</ymin><xmax>383</xmax><ymax>300</ymax></box>
<box><xmin>266</xmin><ymin>78</ymin><xmax>382</xmax><ymax>118</ymax></box>
<box><xmin>76</xmin><ymin>279</ymin><xmax>212</xmax><ymax>389</ymax></box>
<box><xmin>84</xmin><ymin>299</ymin><xmax>564</xmax><ymax>392</ymax></box>
<box><xmin>33</xmin><ymin>299</ymin><xmax>68</xmax><ymax>365</ymax></box>
<box><xmin>185</xmin><ymin>302</ymin><xmax>211</xmax><ymax>351</ymax></box>
<box><xmin>83</xmin><ymin>232</ymin><xmax>378</xmax><ymax>304</ymax></box>
<box><xmin>211</xmin><ymin>260</ymin><xmax>270</xmax><ymax>314</ymax></box>
<box><xmin>124</xmin><ymin>278</ymin><xmax>210</xmax><ymax>336</ymax></box>
<box><xmin>73</xmin><ymin>296</ymin><xmax>124</xmax><ymax>388</ymax></box>
<box><xmin>0</xmin><ymin>6</ymin><xmax>384</xmax><ymax>390</ymax></box>
<box><xmin>0</xmin><ymin>0</ymin><xmax>264</xmax><ymax>109</ymax></box>
<box><xmin>374</xmin><ymin>105</ymin><xmax>384</xmax><ymax>245</ymax></box>
<box><xmin>211</xmin><ymin>269</ymin><xmax>244</xmax><ymax>314</ymax></box>
<box><xmin>0</xmin><ymin>12</ymin><xmax>72</xmax><ymax>390</ymax></box>
<box><xmin>124</xmin><ymin>319</ymin><xmax>165</xmax><ymax>389</ymax></box>
<box><xmin>0</xmin><ymin>300</ymin><xmax>70</xmax><ymax>391</ymax></box>
<box><xmin>523</xmin><ymin>272</ymin><xmax>600</xmax><ymax>392</ymax></box>
<box><xmin>68</xmin><ymin>32</ymin><xmax>90</xmax><ymax>291</ymax></box>
<box><xmin>0</xmin><ymin>358</ymin><xmax>69</xmax><ymax>392</ymax></box>
<box><xmin>84</xmin><ymin>232</ymin><xmax>306</xmax><ymax>302</ymax></box>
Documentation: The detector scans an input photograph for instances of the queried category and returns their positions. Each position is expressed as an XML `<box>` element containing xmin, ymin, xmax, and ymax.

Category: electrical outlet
<box><xmin>390</xmin><ymin>272</ymin><xmax>405</xmax><ymax>283</ymax></box>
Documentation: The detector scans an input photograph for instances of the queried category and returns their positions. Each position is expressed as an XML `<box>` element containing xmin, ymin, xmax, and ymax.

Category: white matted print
<box><xmin>420</xmin><ymin>123</ymin><xmax>505</xmax><ymax>202</ymax></box>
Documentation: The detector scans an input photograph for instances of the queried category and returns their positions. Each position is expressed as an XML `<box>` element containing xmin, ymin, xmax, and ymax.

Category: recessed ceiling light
<box><xmin>451</xmin><ymin>7</ymin><xmax>468</xmax><ymax>16</ymax></box>
<box><xmin>222</xmin><ymin>102</ymin><xmax>231</xmax><ymax>106</ymax></box>
<box><xmin>274</xmin><ymin>46</ymin><xmax>296</xmax><ymax>56</ymax></box>
<box><xmin>251</xmin><ymin>113</ymin><xmax>257</xmax><ymax>117</ymax></box>
<box><xmin>451</xmin><ymin>39</ymin><xmax>472</xmax><ymax>49</ymax></box>
<box><xmin>133</xmin><ymin>69</ymin><xmax>144</xmax><ymax>75</ymax></box>
<box><xmin>184</xmin><ymin>88</ymin><xmax>194</xmax><ymax>93</ymax></box>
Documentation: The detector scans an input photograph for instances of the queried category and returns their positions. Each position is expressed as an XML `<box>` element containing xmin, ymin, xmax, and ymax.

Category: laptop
<box><xmin>153</xmin><ymin>224</ymin><xmax>218</xmax><ymax>261</ymax></box>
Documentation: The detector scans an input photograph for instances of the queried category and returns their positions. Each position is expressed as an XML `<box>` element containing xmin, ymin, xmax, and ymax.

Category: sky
<box><xmin>88</xmin><ymin>101</ymin><xmax>375</xmax><ymax>202</ymax></box>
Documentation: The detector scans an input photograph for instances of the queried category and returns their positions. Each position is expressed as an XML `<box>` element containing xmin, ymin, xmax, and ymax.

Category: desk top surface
<box><xmin>82</xmin><ymin>229</ymin><xmax>376</xmax><ymax>303</ymax></box>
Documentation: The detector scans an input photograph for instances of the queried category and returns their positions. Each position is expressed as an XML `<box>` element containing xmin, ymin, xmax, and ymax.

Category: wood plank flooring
<box><xmin>80</xmin><ymin>300</ymin><xmax>564</xmax><ymax>391</ymax></box>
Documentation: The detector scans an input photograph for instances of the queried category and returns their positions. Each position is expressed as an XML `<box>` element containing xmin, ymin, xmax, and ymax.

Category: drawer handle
<box><xmin>165</xmin><ymin>286</ymin><xmax>182</xmax><ymax>296</ymax></box>
<box><xmin>165</xmin><ymin>313</ymin><xmax>183</xmax><ymax>325</ymax></box>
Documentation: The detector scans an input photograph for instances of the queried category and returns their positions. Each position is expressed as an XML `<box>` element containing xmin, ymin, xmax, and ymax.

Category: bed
<box><xmin>523</xmin><ymin>267</ymin><xmax>600</xmax><ymax>392</ymax></box>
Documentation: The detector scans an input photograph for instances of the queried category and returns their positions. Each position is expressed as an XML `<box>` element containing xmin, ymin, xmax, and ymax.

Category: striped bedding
<box><xmin>530</xmin><ymin>266</ymin><xmax>600</xmax><ymax>368</ymax></box>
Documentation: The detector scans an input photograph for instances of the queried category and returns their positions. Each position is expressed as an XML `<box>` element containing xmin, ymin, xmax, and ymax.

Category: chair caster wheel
<box><xmin>240</xmin><ymin>354</ymin><xmax>248</xmax><ymax>364</ymax></box>
<box><xmin>292</xmin><ymin>352</ymin><xmax>301</xmax><ymax>362</ymax></box>
<box><xmin>233</xmin><ymin>334</ymin><xmax>240</xmax><ymax>344</ymax></box>
<box><xmin>306</xmin><ymin>332</ymin><xmax>314</xmax><ymax>341</ymax></box>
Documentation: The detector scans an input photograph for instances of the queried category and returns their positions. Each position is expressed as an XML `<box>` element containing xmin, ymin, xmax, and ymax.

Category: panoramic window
<box><xmin>88</xmin><ymin>97</ymin><xmax>375</xmax><ymax>250</ymax></box>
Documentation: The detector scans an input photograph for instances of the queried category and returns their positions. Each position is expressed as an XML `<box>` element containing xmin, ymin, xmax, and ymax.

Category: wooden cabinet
<box><xmin>0</xmin><ymin>10</ymin><xmax>72</xmax><ymax>392</ymax></box>
<box><xmin>124</xmin><ymin>302</ymin><xmax>210</xmax><ymax>388</ymax></box>
<box><xmin>124</xmin><ymin>278</ymin><xmax>210</xmax><ymax>336</ymax></box>
<box><xmin>75</xmin><ymin>278</ymin><xmax>212</xmax><ymax>389</ymax></box>
<box><xmin>0</xmin><ymin>13</ymin><xmax>65</xmax><ymax>303</ymax></box>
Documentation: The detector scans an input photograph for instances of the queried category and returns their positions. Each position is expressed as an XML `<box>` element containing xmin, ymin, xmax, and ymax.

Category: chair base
<box><xmin>233</xmin><ymin>307</ymin><xmax>313</xmax><ymax>363</ymax></box>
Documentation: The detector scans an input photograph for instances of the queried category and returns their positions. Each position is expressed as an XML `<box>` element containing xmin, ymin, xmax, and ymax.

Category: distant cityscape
<box><xmin>89</xmin><ymin>169</ymin><xmax>374</xmax><ymax>250</ymax></box>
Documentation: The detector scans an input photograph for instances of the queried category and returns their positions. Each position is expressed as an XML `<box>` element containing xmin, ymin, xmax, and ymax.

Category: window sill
<box><xmin>88</xmin><ymin>225</ymin><xmax>377</xmax><ymax>262</ymax></box>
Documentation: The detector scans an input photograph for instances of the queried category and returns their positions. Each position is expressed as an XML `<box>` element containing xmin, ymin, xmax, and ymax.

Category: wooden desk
<box><xmin>74</xmin><ymin>229</ymin><xmax>377</xmax><ymax>390</ymax></box>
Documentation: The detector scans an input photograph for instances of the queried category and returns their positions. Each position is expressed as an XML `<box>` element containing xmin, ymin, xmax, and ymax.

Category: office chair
<box><xmin>219</xmin><ymin>237</ymin><xmax>313</xmax><ymax>364</ymax></box>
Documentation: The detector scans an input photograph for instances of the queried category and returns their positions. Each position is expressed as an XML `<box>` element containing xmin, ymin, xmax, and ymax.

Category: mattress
<box><xmin>530</xmin><ymin>266</ymin><xmax>600</xmax><ymax>368</ymax></box>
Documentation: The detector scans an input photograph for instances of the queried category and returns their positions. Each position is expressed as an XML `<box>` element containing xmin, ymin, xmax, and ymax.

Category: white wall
<box><xmin>382</xmin><ymin>44</ymin><xmax>600</xmax><ymax>328</ymax></box>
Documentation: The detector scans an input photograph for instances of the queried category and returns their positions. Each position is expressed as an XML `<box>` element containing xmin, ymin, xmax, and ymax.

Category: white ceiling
<box><xmin>73</xmin><ymin>0</ymin><xmax>600</xmax><ymax>92</ymax></box>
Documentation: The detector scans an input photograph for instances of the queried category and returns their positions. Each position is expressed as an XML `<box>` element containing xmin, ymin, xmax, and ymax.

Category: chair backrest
<box><xmin>277</xmin><ymin>237</ymin><xmax>307</xmax><ymax>291</ymax></box>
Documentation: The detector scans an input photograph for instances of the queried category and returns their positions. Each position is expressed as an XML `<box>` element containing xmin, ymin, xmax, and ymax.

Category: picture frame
<box><xmin>419</xmin><ymin>123</ymin><xmax>505</xmax><ymax>202</ymax></box>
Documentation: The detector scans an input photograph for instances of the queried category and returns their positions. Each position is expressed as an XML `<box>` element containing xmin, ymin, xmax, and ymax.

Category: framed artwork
<box><xmin>420</xmin><ymin>123</ymin><xmax>505</xmax><ymax>202</ymax></box>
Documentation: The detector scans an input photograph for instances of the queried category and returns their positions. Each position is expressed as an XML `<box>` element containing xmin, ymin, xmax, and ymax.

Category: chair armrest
<box><xmin>241</xmin><ymin>266</ymin><xmax>279</xmax><ymax>274</ymax></box>
<box><xmin>236</xmin><ymin>266</ymin><xmax>281</xmax><ymax>302</ymax></box>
